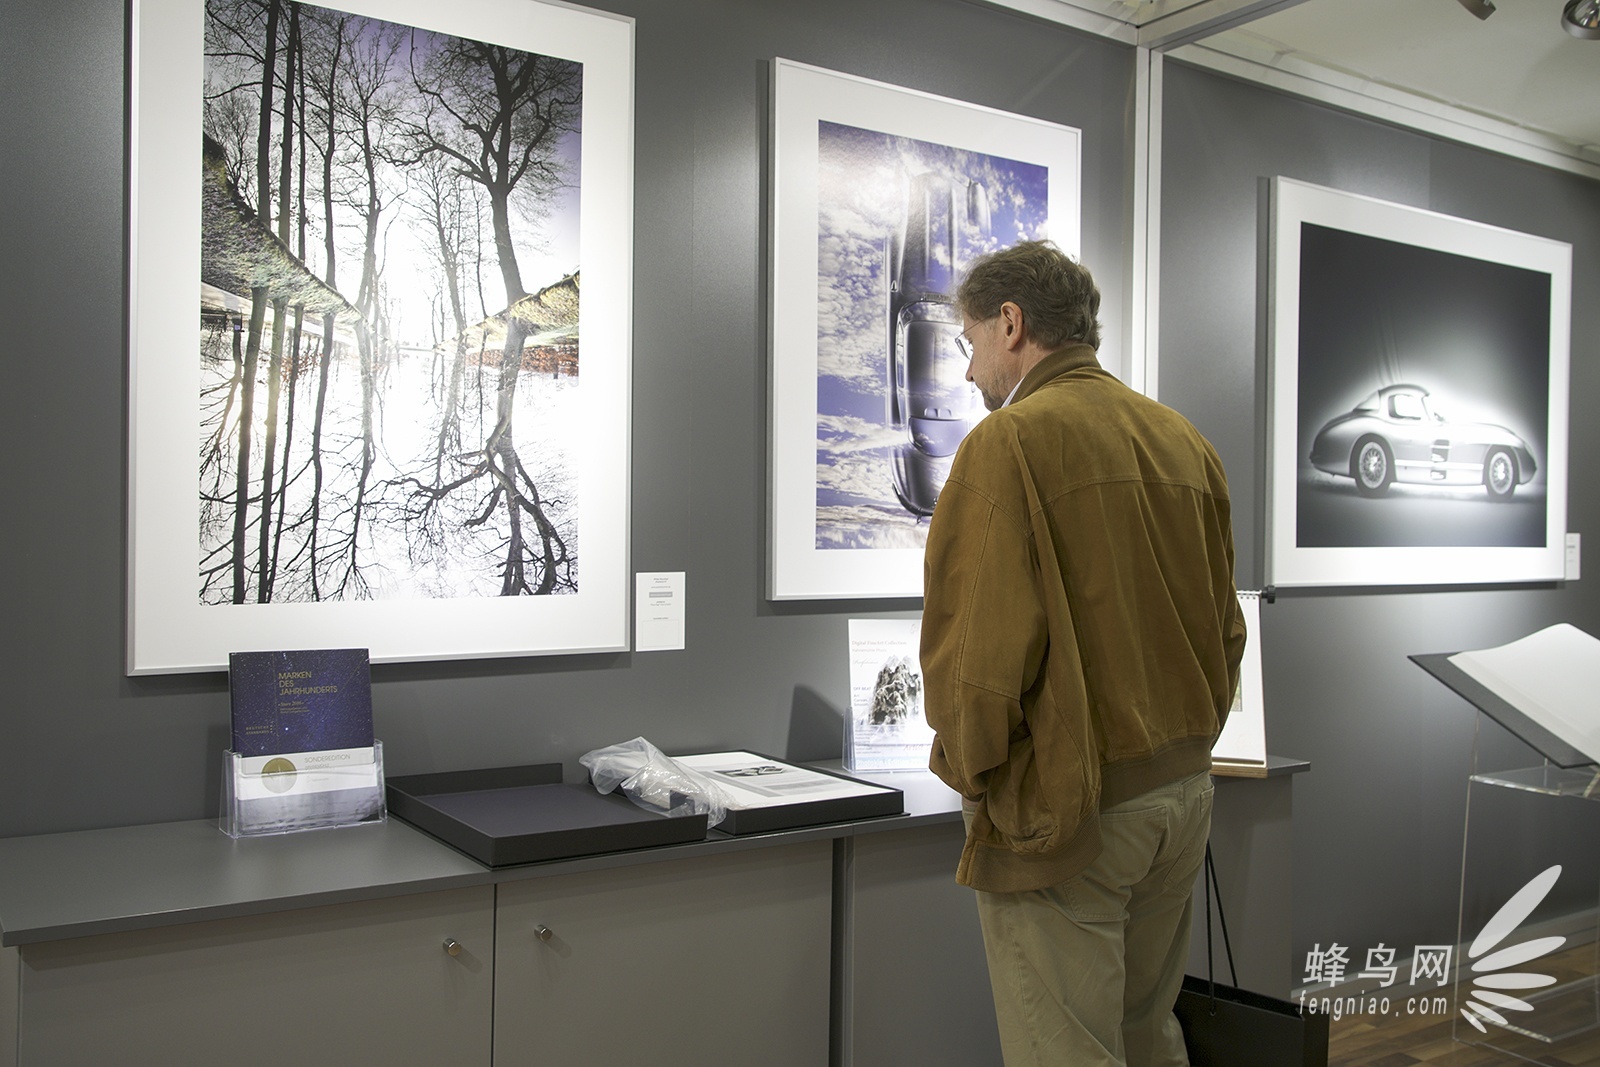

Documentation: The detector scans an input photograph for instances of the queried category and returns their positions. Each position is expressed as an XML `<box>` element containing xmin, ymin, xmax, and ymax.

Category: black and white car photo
<box><xmin>1308</xmin><ymin>384</ymin><xmax>1538</xmax><ymax>501</ymax></box>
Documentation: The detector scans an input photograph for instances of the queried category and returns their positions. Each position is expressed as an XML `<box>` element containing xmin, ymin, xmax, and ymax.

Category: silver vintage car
<box><xmin>1308</xmin><ymin>384</ymin><xmax>1537</xmax><ymax>500</ymax></box>
<box><xmin>886</xmin><ymin>172</ymin><xmax>991</xmax><ymax>516</ymax></box>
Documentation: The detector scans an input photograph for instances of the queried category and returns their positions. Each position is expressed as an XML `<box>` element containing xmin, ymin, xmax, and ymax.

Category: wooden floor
<box><xmin>1329</xmin><ymin>945</ymin><xmax>1600</xmax><ymax>1067</ymax></box>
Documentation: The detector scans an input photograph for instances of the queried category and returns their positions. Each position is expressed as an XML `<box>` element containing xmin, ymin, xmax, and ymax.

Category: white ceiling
<box><xmin>1003</xmin><ymin>0</ymin><xmax>1599</xmax><ymax>164</ymax></box>
<box><xmin>1202</xmin><ymin>0</ymin><xmax>1600</xmax><ymax>156</ymax></box>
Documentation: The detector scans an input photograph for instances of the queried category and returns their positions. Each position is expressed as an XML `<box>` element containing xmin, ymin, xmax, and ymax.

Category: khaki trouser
<box><xmin>971</xmin><ymin>769</ymin><xmax>1214</xmax><ymax>1067</ymax></box>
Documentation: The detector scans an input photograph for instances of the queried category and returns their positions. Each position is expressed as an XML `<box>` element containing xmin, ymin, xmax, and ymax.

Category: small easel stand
<box><xmin>1413</xmin><ymin>651</ymin><xmax>1600</xmax><ymax>1063</ymax></box>
<box><xmin>221</xmin><ymin>741</ymin><xmax>387</xmax><ymax>838</ymax></box>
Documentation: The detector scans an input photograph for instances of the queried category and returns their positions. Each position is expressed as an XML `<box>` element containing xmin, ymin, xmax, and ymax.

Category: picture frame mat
<box><xmin>1266</xmin><ymin>176</ymin><xmax>1571</xmax><ymax>589</ymax></box>
<box><xmin>128</xmin><ymin>0</ymin><xmax>635</xmax><ymax>673</ymax></box>
<box><xmin>768</xmin><ymin>57</ymin><xmax>1082</xmax><ymax>600</ymax></box>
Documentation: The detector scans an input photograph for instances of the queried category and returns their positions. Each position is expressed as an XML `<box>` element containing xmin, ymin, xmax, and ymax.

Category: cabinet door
<box><xmin>495</xmin><ymin>841</ymin><xmax>832</xmax><ymax>1066</ymax></box>
<box><xmin>844</xmin><ymin>823</ymin><xmax>1001</xmax><ymax>1066</ymax></box>
<box><xmin>18</xmin><ymin>885</ymin><xmax>493</xmax><ymax>1067</ymax></box>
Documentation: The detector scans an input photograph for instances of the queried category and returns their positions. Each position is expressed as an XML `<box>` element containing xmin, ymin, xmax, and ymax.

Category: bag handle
<box><xmin>1201</xmin><ymin>842</ymin><xmax>1240</xmax><ymax>1010</ymax></box>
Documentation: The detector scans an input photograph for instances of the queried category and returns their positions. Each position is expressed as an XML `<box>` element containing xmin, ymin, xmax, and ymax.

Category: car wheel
<box><xmin>1352</xmin><ymin>437</ymin><xmax>1393</xmax><ymax>496</ymax></box>
<box><xmin>1484</xmin><ymin>447</ymin><xmax>1518</xmax><ymax>501</ymax></box>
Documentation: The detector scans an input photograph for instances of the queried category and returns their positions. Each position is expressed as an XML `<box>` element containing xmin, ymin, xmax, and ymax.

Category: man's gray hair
<box><xmin>955</xmin><ymin>240</ymin><xmax>1102</xmax><ymax>351</ymax></box>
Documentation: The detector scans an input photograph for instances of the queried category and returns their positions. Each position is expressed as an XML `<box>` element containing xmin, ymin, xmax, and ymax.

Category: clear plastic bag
<box><xmin>579</xmin><ymin>737</ymin><xmax>734</xmax><ymax>827</ymax></box>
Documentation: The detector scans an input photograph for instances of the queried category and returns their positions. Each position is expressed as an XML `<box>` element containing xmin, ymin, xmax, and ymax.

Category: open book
<box><xmin>1447</xmin><ymin>624</ymin><xmax>1600</xmax><ymax>767</ymax></box>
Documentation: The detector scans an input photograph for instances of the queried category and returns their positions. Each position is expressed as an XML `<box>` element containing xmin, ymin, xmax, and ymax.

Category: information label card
<box><xmin>846</xmin><ymin>619</ymin><xmax>933</xmax><ymax>772</ymax></box>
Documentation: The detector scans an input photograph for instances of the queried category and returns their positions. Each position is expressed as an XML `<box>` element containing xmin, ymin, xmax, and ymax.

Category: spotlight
<box><xmin>1455</xmin><ymin>0</ymin><xmax>1495</xmax><ymax>19</ymax></box>
<box><xmin>1563</xmin><ymin>0</ymin><xmax>1600</xmax><ymax>38</ymax></box>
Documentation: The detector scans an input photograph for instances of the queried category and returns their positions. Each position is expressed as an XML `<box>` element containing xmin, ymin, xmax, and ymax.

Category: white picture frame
<box><xmin>1267</xmin><ymin>177</ymin><xmax>1571</xmax><ymax>589</ymax></box>
<box><xmin>127</xmin><ymin>0</ymin><xmax>634</xmax><ymax>673</ymax></box>
<box><xmin>768</xmin><ymin>58</ymin><xmax>1081</xmax><ymax>600</ymax></box>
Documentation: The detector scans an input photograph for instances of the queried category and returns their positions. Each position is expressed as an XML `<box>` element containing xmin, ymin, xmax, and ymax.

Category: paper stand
<box><xmin>220</xmin><ymin>740</ymin><xmax>387</xmax><ymax>838</ymax></box>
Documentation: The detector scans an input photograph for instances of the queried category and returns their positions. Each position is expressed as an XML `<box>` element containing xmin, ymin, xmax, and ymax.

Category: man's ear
<box><xmin>999</xmin><ymin>301</ymin><xmax>1026</xmax><ymax>351</ymax></box>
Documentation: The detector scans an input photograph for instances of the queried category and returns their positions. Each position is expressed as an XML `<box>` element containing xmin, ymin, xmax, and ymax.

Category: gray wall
<box><xmin>0</xmin><ymin>0</ymin><xmax>1132</xmax><ymax>839</ymax></box>
<box><xmin>7</xmin><ymin>0</ymin><xmax>1598</xmax><ymax>989</ymax></box>
<box><xmin>1159</xmin><ymin>60</ymin><xmax>1600</xmax><ymax>969</ymax></box>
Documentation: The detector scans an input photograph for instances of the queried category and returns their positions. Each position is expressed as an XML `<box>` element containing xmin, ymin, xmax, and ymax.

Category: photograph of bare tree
<box><xmin>129</xmin><ymin>0</ymin><xmax>632</xmax><ymax>672</ymax></box>
<box><xmin>200</xmin><ymin>0</ymin><xmax>582</xmax><ymax>605</ymax></box>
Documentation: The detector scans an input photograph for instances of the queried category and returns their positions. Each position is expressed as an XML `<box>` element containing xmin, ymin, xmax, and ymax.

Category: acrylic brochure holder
<box><xmin>221</xmin><ymin>740</ymin><xmax>387</xmax><ymax>838</ymax></box>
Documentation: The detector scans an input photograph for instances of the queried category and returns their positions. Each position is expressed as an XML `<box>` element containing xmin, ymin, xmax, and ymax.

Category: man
<box><xmin>921</xmin><ymin>241</ymin><xmax>1246</xmax><ymax>1066</ymax></box>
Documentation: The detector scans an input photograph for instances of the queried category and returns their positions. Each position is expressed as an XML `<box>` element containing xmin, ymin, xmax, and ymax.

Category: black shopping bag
<box><xmin>1174</xmin><ymin>848</ymin><xmax>1329</xmax><ymax>1067</ymax></box>
<box><xmin>1175</xmin><ymin>975</ymin><xmax>1328</xmax><ymax>1067</ymax></box>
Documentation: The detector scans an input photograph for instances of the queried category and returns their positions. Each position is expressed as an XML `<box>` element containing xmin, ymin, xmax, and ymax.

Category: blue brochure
<box><xmin>229</xmin><ymin>648</ymin><xmax>375</xmax><ymax>757</ymax></box>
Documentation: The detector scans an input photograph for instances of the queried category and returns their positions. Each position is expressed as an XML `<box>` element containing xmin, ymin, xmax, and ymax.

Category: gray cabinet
<box><xmin>837</xmin><ymin>822</ymin><xmax>1002</xmax><ymax>1067</ymax></box>
<box><xmin>494</xmin><ymin>840</ymin><xmax>834</xmax><ymax>1066</ymax></box>
<box><xmin>0</xmin><ymin>766</ymin><xmax>1303</xmax><ymax>1064</ymax></box>
<box><xmin>0</xmin><ymin>825</ymin><xmax>836</xmax><ymax>1067</ymax></box>
<box><xmin>14</xmin><ymin>886</ymin><xmax>494</xmax><ymax>1067</ymax></box>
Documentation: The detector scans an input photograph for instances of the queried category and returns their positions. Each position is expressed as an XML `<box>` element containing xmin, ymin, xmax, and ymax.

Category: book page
<box><xmin>1449</xmin><ymin>624</ymin><xmax>1600</xmax><ymax>764</ymax></box>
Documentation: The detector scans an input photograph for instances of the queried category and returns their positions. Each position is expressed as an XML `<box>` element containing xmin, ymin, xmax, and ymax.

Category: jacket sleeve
<box><xmin>920</xmin><ymin>470</ymin><xmax>1048</xmax><ymax>800</ymax></box>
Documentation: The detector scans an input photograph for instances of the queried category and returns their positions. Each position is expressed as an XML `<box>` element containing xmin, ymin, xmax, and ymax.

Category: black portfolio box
<box><xmin>387</xmin><ymin>764</ymin><xmax>709</xmax><ymax>868</ymax></box>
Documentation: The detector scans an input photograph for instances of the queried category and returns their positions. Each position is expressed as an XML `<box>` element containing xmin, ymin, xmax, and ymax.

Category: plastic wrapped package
<box><xmin>580</xmin><ymin>737</ymin><xmax>734</xmax><ymax>828</ymax></box>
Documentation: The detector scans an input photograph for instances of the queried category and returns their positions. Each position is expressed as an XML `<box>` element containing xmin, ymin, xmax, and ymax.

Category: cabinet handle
<box><xmin>535</xmin><ymin>924</ymin><xmax>555</xmax><ymax>943</ymax></box>
<box><xmin>443</xmin><ymin>939</ymin><xmax>463</xmax><ymax>957</ymax></box>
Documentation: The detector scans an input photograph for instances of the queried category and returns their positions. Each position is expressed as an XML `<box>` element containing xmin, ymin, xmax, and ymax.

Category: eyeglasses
<box><xmin>954</xmin><ymin>317</ymin><xmax>993</xmax><ymax>361</ymax></box>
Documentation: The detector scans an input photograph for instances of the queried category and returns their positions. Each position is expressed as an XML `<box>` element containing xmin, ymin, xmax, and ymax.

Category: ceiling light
<box><xmin>1563</xmin><ymin>0</ymin><xmax>1600</xmax><ymax>38</ymax></box>
<box><xmin>1455</xmin><ymin>0</ymin><xmax>1495</xmax><ymax>19</ymax></box>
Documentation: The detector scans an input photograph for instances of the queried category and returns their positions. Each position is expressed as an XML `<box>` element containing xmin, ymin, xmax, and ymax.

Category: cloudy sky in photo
<box><xmin>814</xmin><ymin>120</ymin><xmax>1048</xmax><ymax>549</ymax></box>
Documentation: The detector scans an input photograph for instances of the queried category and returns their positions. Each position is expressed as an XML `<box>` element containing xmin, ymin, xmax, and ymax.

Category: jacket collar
<box><xmin>1010</xmin><ymin>344</ymin><xmax>1103</xmax><ymax>406</ymax></box>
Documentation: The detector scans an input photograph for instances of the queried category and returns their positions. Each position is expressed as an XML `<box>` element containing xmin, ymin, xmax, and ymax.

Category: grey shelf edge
<box><xmin>0</xmin><ymin>818</ymin><xmax>488</xmax><ymax>948</ymax></box>
<box><xmin>0</xmin><ymin>759</ymin><xmax>1309</xmax><ymax>948</ymax></box>
<box><xmin>0</xmin><ymin>787</ymin><xmax>943</xmax><ymax>949</ymax></box>
<box><xmin>1260</xmin><ymin>754</ymin><xmax>1312</xmax><ymax>777</ymax></box>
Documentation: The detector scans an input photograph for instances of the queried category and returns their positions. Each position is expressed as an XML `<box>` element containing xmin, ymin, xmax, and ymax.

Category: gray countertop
<box><xmin>0</xmin><ymin>772</ymin><xmax>960</xmax><ymax>948</ymax></box>
<box><xmin>0</xmin><ymin>760</ymin><xmax>1305</xmax><ymax>948</ymax></box>
<box><xmin>0</xmin><ymin>818</ymin><xmax>486</xmax><ymax>946</ymax></box>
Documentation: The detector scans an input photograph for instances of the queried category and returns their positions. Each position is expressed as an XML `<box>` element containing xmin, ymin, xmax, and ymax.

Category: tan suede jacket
<box><xmin>922</xmin><ymin>345</ymin><xmax>1246</xmax><ymax>893</ymax></box>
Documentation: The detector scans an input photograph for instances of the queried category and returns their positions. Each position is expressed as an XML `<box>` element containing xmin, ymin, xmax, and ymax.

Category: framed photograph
<box><xmin>128</xmin><ymin>0</ymin><xmax>633</xmax><ymax>673</ymax></box>
<box><xmin>768</xmin><ymin>58</ymin><xmax>1080</xmax><ymax>600</ymax></box>
<box><xmin>1267</xmin><ymin>178</ymin><xmax>1571</xmax><ymax>588</ymax></box>
<box><xmin>671</xmin><ymin>751</ymin><xmax>903</xmax><ymax>835</ymax></box>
